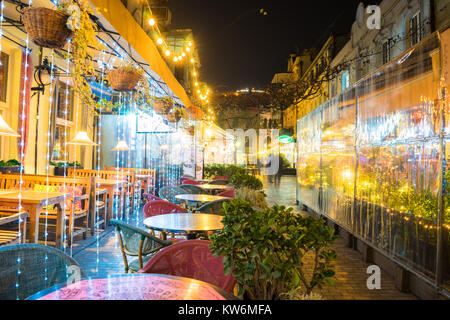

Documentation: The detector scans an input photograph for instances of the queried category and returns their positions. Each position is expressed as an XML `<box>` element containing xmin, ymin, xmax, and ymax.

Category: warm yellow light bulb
<box><xmin>156</xmin><ymin>37</ymin><xmax>163</xmax><ymax>45</ymax></box>
<box><xmin>190</xmin><ymin>58</ymin><xmax>195</xmax><ymax>63</ymax></box>
<box><xmin>173</xmin><ymin>56</ymin><xmax>178</xmax><ymax>62</ymax></box>
<box><xmin>181</xmin><ymin>52</ymin><xmax>186</xmax><ymax>57</ymax></box>
<box><xmin>188</xmin><ymin>41</ymin><xmax>193</xmax><ymax>47</ymax></box>
<box><xmin>149</xmin><ymin>18</ymin><xmax>156</xmax><ymax>26</ymax></box>
<box><xmin>194</xmin><ymin>82</ymin><xmax>198</xmax><ymax>86</ymax></box>
<box><xmin>197</xmin><ymin>90</ymin><xmax>201</xmax><ymax>94</ymax></box>
<box><xmin>193</xmin><ymin>71</ymin><xmax>197</xmax><ymax>76</ymax></box>
<box><xmin>165</xmin><ymin>50</ymin><xmax>171</xmax><ymax>56</ymax></box>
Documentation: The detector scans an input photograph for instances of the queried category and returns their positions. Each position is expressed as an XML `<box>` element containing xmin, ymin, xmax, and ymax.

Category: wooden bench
<box><xmin>0</xmin><ymin>209</ymin><xmax>28</xmax><ymax>246</ymax></box>
<box><xmin>0</xmin><ymin>174</ymin><xmax>92</xmax><ymax>246</ymax></box>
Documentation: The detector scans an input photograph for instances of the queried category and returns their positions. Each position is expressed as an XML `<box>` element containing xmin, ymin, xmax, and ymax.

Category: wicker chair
<box><xmin>138</xmin><ymin>240</ymin><xmax>236</xmax><ymax>293</ymax></box>
<box><xmin>179</xmin><ymin>184</ymin><xmax>207</xmax><ymax>195</ymax></box>
<box><xmin>195</xmin><ymin>199</ymin><xmax>231</xmax><ymax>215</ymax></box>
<box><xmin>0</xmin><ymin>243</ymin><xmax>85</xmax><ymax>300</ymax></box>
<box><xmin>217</xmin><ymin>188</ymin><xmax>235</xmax><ymax>198</ymax></box>
<box><xmin>0</xmin><ymin>210</ymin><xmax>28</xmax><ymax>246</ymax></box>
<box><xmin>111</xmin><ymin>219</ymin><xmax>172</xmax><ymax>273</ymax></box>
<box><xmin>208</xmin><ymin>180</ymin><xmax>230</xmax><ymax>186</ymax></box>
<box><xmin>158</xmin><ymin>186</ymin><xmax>186</xmax><ymax>205</ymax></box>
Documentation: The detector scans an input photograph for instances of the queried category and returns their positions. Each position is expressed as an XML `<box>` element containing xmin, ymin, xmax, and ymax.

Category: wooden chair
<box><xmin>0</xmin><ymin>174</ymin><xmax>91</xmax><ymax>246</ymax></box>
<box><xmin>68</xmin><ymin>169</ymin><xmax>131</xmax><ymax>218</ymax></box>
<box><xmin>0</xmin><ymin>209</ymin><xmax>28</xmax><ymax>246</ymax></box>
<box><xmin>105</xmin><ymin>167</ymin><xmax>155</xmax><ymax>197</ymax></box>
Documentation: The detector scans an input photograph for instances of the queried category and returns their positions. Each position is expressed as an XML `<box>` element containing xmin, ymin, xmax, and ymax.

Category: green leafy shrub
<box><xmin>235</xmin><ymin>187</ymin><xmax>268</xmax><ymax>209</ymax></box>
<box><xmin>210</xmin><ymin>200</ymin><xmax>337</xmax><ymax>300</ymax></box>
<box><xmin>230</xmin><ymin>172</ymin><xmax>263</xmax><ymax>190</ymax></box>
<box><xmin>0</xmin><ymin>159</ymin><xmax>21</xmax><ymax>166</ymax></box>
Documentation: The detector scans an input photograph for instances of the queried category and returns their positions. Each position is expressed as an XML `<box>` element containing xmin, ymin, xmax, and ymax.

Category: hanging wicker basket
<box><xmin>153</xmin><ymin>100</ymin><xmax>165</xmax><ymax>114</ymax></box>
<box><xmin>22</xmin><ymin>7</ymin><xmax>73</xmax><ymax>49</ymax></box>
<box><xmin>166</xmin><ymin>109</ymin><xmax>182</xmax><ymax>122</ymax></box>
<box><xmin>106</xmin><ymin>68</ymin><xmax>142</xmax><ymax>92</ymax></box>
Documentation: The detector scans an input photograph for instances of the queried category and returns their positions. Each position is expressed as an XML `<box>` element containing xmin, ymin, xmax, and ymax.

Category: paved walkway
<box><xmin>74</xmin><ymin>175</ymin><xmax>417</xmax><ymax>300</ymax></box>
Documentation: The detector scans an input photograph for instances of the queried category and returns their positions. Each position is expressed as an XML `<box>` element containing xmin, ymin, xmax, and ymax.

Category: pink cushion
<box><xmin>57</xmin><ymin>186</ymin><xmax>83</xmax><ymax>212</ymax></box>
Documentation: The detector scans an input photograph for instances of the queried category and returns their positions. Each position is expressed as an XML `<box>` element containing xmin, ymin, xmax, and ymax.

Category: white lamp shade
<box><xmin>68</xmin><ymin>131</ymin><xmax>97</xmax><ymax>146</ymax></box>
<box><xmin>112</xmin><ymin>140</ymin><xmax>130</xmax><ymax>151</ymax></box>
<box><xmin>0</xmin><ymin>114</ymin><xmax>20</xmax><ymax>137</ymax></box>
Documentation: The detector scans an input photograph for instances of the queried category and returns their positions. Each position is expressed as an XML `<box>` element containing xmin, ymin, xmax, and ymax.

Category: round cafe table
<box><xmin>144</xmin><ymin>213</ymin><xmax>223</xmax><ymax>240</ymax></box>
<box><xmin>198</xmin><ymin>184</ymin><xmax>232</xmax><ymax>194</ymax></box>
<box><xmin>175</xmin><ymin>194</ymin><xmax>229</xmax><ymax>203</ymax></box>
<box><xmin>27</xmin><ymin>273</ymin><xmax>238</xmax><ymax>300</ymax></box>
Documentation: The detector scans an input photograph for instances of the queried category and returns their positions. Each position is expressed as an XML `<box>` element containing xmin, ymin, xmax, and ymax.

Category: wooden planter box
<box><xmin>54</xmin><ymin>165</ymin><xmax>83</xmax><ymax>176</ymax></box>
<box><xmin>0</xmin><ymin>166</ymin><xmax>21</xmax><ymax>174</ymax></box>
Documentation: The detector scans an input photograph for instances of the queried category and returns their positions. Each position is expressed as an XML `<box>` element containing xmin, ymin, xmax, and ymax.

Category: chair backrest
<box><xmin>158</xmin><ymin>186</ymin><xmax>186</xmax><ymax>204</ymax></box>
<box><xmin>143</xmin><ymin>200</ymin><xmax>187</xmax><ymax>218</ymax></box>
<box><xmin>181</xmin><ymin>178</ymin><xmax>201</xmax><ymax>185</ymax></box>
<box><xmin>143</xmin><ymin>193</ymin><xmax>162</xmax><ymax>202</ymax></box>
<box><xmin>217</xmin><ymin>188</ymin><xmax>235</xmax><ymax>198</ymax></box>
<box><xmin>208</xmin><ymin>180</ymin><xmax>230</xmax><ymax>186</ymax></box>
<box><xmin>110</xmin><ymin>219</ymin><xmax>170</xmax><ymax>256</ymax></box>
<box><xmin>139</xmin><ymin>240</ymin><xmax>236</xmax><ymax>293</ymax></box>
<box><xmin>104</xmin><ymin>167</ymin><xmax>155</xmax><ymax>178</ymax></box>
<box><xmin>179</xmin><ymin>184</ymin><xmax>206</xmax><ymax>195</ymax></box>
<box><xmin>213</xmin><ymin>176</ymin><xmax>229</xmax><ymax>181</ymax></box>
<box><xmin>196</xmin><ymin>199</ymin><xmax>231</xmax><ymax>215</ymax></box>
<box><xmin>0</xmin><ymin>243</ymin><xmax>85</xmax><ymax>300</ymax></box>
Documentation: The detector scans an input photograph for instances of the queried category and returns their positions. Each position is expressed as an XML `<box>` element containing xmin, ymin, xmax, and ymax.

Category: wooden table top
<box><xmin>175</xmin><ymin>194</ymin><xmax>230</xmax><ymax>203</ymax></box>
<box><xmin>0</xmin><ymin>190</ymin><xmax>70</xmax><ymax>204</ymax></box>
<box><xmin>144</xmin><ymin>213</ymin><xmax>224</xmax><ymax>233</ymax></box>
<box><xmin>94</xmin><ymin>179</ymin><xmax>127</xmax><ymax>187</ymax></box>
<box><xmin>27</xmin><ymin>273</ymin><xmax>237</xmax><ymax>300</ymax></box>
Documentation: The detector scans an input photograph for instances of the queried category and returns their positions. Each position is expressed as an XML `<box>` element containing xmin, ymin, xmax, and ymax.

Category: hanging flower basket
<box><xmin>187</xmin><ymin>127</ymin><xmax>195</xmax><ymax>135</ymax></box>
<box><xmin>166</xmin><ymin>109</ymin><xmax>182</xmax><ymax>122</ymax></box>
<box><xmin>22</xmin><ymin>7</ymin><xmax>73</xmax><ymax>49</ymax></box>
<box><xmin>106</xmin><ymin>68</ymin><xmax>142</xmax><ymax>92</ymax></box>
<box><xmin>153</xmin><ymin>100</ymin><xmax>166</xmax><ymax>114</ymax></box>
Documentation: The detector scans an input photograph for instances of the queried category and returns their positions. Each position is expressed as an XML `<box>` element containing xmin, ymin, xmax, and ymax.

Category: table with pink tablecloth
<box><xmin>32</xmin><ymin>274</ymin><xmax>229</xmax><ymax>300</ymax></box>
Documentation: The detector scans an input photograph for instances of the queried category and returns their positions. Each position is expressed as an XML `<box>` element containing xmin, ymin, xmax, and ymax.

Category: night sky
<box><xmin>169</xmin><ymin>0</ymin><xmax>379</xmax><ymax>92</ymax></box>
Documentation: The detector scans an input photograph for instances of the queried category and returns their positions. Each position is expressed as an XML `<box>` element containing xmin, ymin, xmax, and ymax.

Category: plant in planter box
<box><xmin>50</xmin><ymin>161</ymin><xmax>82</xmax><ymax>176</ymax></box>
<box><xmin>209</xmin><ymin>200</ymin><xmax>337</xmax><ymax>300</ymax></box>
<box><xmin>0</xmin><ymin>159</ymin><xmax>22</xmax><ymax>173</ymax></box>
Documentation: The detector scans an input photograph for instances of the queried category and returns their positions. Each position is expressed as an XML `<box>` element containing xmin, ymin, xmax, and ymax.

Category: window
<box><xmin>410</xmin><ymin>12</ymin><xmax>421</xmax><ymax>46</ymax></box>
<box><xmin>341</xmin><ymin>71</ymin><xmax>350</xmax><ymax>91</ymax></box>
<box><xmin>52</xmin><ymin>80</ymin><xmax>74</xmax><ymax>161</ymax></box>
<box><xmin>382</xmin><ymin>41</ymin><xmax>391</xmax><ymax>64</ymax></box>
<box><xmin>0</xmin><ymin>52</ymin><xmax>9</xmax><ymax>102</ymax></box>
<box><xmin>56</xmin><ymin>81</ymin><xmax>74</xmax><ymax>121</ymax></box>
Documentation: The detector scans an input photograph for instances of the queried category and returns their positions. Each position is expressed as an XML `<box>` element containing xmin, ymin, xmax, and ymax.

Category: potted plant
<box><xmin>0</xmin><ymin>159</ymin><xmax>21</xmax><ymax>174</ymax></box>
<box><xmin>209</xmin><ymin>200</ymin><xmax>337</xmax><ymax>300</ymax></box>
<box><xmin>235</xmin><ymin>187</ymin><xmax>268</xmax><ymax>210</ymax></box>
<box><xmin>107</xmin><ymin>62</ymin><xmax>143</xmax><ymax>92</ymax></box>
<box><xmin>22</xmin><ymin>6</ymin><xmax>73</xmax><ymax>49</ymax></box>
<box><xmin>50</xmin><ymin>161</ymin><xmax>83</xmax><ymax>176</ymax></box>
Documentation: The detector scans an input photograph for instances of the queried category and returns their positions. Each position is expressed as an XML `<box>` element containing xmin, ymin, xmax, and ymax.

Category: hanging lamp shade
<box><xmin>0</xmin><ymin>114</ymin><xmax>20</xmax><ymax>137</ymax></box>
<box><xmin>112</xmin><ymin>140</ymin><xmax>130</xmax><ymax>151</ymax></box>
<box><xmin>68</xmin><ymin>131</ymin><xmax>97</xmax><ymax>146</ymax></box>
